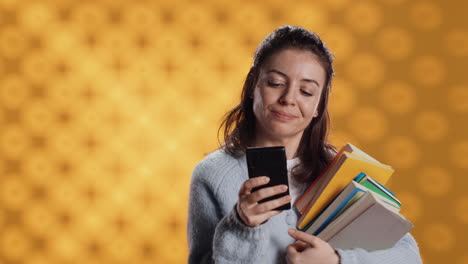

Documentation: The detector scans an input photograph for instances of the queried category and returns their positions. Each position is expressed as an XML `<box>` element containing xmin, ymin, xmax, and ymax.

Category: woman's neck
<box><xmin>253</xmin><ymin>132</ymin><xmax>303</xmax><ymax>160</ymax></box>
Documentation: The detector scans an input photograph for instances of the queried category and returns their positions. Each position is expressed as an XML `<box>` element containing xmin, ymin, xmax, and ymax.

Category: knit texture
<box><xmin>187</xmin><ymin>149</ymin><xmax>423</xmax><ymax>264</ymax></box>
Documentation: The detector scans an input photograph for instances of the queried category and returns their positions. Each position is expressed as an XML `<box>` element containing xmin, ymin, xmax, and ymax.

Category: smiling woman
<box><xmin>252</xmin><ymin>49</ymin><xmax>325</xmax><ymax>160</ymax></box>
<box><xmin>187</xmin><ymin>25</ymin><xmax>422</xmax><ymax>264</ymax></box>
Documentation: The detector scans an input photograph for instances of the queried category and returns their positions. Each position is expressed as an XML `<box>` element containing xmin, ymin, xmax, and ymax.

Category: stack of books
<box><xmin>294</xmin><ymin>143</ymin><xmax>413</xmax><ymax>251</ymax></box>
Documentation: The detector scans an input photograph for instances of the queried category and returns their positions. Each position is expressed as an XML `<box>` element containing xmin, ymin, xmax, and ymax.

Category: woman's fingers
<box><xmin>286</xmin><ymin>244</ymin><xmax>299</xmax><ymax>264</ymax></box>
<box><xmin>237</xmin><ymin>177</ymin><xmax>291</xmax><ymax>227</ymax></box>
<box><xmin>238</xmin><ymin>204</ymin><xmax>282</xmax><ymax>227</ymax></box>
<box><xmin>288</xmin><ymin>229</ymin><xmax>323</xmax><ymax>248</ymax></box>
<box><xmin>248</xmin><ymin>184</ymin><xmax>289</xmax><ymax>203</ymax></box>
<box><xmin>256</xmin><ymin>208</ymin><xmax>283</xmax><ymax>224</ymax></box>
<box><xmin>290</xmin><ymin>241</ymin><xmax>309</xmax><ymax>252</ymax></box>
<box><xmin>253</xmin><ymin>193</ymin><xmax>291</xmax><ymax>213</ymax></box>
<box><xmin>239</xmin><ymin>176</ymin><xmax>270</xmax><ymax>196</ymax></box>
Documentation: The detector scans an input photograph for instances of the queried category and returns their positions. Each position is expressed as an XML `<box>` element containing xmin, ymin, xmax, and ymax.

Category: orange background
<box><xmin>0</xmin><ymin>0</ymin><xmax>467</xmax><ymax>263</ymax></box>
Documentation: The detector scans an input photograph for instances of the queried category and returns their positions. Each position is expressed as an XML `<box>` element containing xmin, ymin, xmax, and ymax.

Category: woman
<box><xmin>187</xmin><ymin>25</ymin><xmax>422</xmax><ymax>264</ymax></box>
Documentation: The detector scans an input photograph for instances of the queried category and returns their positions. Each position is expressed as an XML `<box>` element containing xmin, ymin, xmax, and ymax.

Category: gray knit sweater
<box><xmin>187</xmin><ymin>149</ymin><xmax>423</xmax><ymax>264</ymax></box>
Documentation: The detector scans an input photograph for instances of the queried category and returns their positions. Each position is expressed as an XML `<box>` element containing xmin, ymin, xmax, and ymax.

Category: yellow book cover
<box><xmin>296</xmin><ymin>143</ymin><xmax>363</xmax><ymax>213</ymax></box>
<box><xmin>297</xmin><ymin>153</ymin><xmax>394</xmax><ymax>230</ymax></box>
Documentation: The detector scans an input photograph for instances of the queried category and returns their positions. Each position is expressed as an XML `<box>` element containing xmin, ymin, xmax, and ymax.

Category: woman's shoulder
<box><xmin>196</xmin><ymin>148</ymin><xmax>243</xmax><ymax>167</ymax></box>
<box><xmin>191</xmin><ymin>148</ymin><xmax>245</xmax><ymax>183</ymax></box>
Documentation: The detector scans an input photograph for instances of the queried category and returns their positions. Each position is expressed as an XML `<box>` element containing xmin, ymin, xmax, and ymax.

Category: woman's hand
<box><xmin>286</xmin><ymin>229</ymin><xmax>340</xmax><ymax>264</ymax></box>
<box><xmin>236</xmin><ymin>176</ymin><xmax>291</xmax><ymax>227</ymax></box>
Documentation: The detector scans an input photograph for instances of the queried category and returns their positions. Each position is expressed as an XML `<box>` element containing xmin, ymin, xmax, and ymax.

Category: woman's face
<box><xmin>252</xmin><ymin>48</ymin><xmax>326</xmax><ymax>141</ymax></box>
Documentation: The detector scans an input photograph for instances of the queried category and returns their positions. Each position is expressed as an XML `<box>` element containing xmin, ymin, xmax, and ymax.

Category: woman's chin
<box><xmin>265</xmin><ymin>126</ymin><xmax>302</xmax><ymax>140</ymax></box>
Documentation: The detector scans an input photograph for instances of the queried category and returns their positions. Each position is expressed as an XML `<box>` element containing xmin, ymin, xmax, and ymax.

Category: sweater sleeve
<box><xmin>335</xmin><ymin>232</ymin><xmax>423</xmax><ymax>264</ymax></box>
<box><xmin>187</xmin><ymin>161</ymin><xmax>271</xmax><ymax>264</ymax></box>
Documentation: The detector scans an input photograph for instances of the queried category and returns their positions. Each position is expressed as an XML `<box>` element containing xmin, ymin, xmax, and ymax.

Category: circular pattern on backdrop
<box><xmin>376</xmin><ymin>27</ymin><xmax>413</xmax><ymax>60</ymax></box>
<box><xmin>0</xmin><ymin>125</ymin><xmax>30</xmax><ymax>159</ymax></box>
<box><xmin>345</xmin><ymin>2</ymin><xmax>382</xmax><ymax>34</ymax></box>
<box><xmin>423</xmin><ymin>223</ymin><xmax>455</xmax><ymax>251</ymax></box>
<box><xmin>22</xmin><ymin>152</ymin><xmax>56</xmax><ymax>184</ymax></box>
<box><xmin>1</xmin><ymin>226</ymin><xmax>31</xmax><ymax>262</ymax></box>
<box><xmin>397</xmin><ymin>190</ymin><xmax>423</xmax><ymax>222</ymax></box>
<box><xmin>322</xmin><ymin>25</ymin><xmax>355</xmax><ymax>60</ymax></box>
<box><xmin>22</xmin><ymin>102</ymin><xmax>56</xmax><ymax>133</ymax></box>
<box><xmin>20</xmin><ymin>52</ymin><xmax>56</xmax><ymax>83</ymax></box>
<box><xmin>346</xmin><ymin>53</ymin><xmax>385</xmax><ymax>89</ymax></box>
<box><xmin>43</xmin><ymin>27</ymin><xmax>77</xmax><ymax>56</ymax></box>
<box><xmin>17</xmin><ymin>2</ymin><xmax>55</xmax><ymax>32</ymax></box>
<box><xmin>347</xmin><ymin>107</ymin><xmax>388</xmax><ymax>142</ymax></box>
<box><xmin>411</xmin><ymin>56</ymin><xmax>445</xmax><ymax>87</ymax></box>
<box><xmin>124</xmin><ymin>4</ymin><xmax>160</xmax><ymax>30</ymax></box>
<box><xmin>379</xmin><ymin>81</ymin><xmax>417</xmax><ymax>114</ymax></box>
<box><xmin>329</xmin><ymin>130</ymin><xmax>360</xmax><ymax>149</ymax></box>
<box><xmin>0</xmin><ymin>56</ymin><xmax>3</xmax><ymax>76</ymax></box>
<box><xmin>417</xmin><ymin>166</ymin><xmax>452</xmax><ymax>197</ymax></box>
<box><xmin>231</xmin><ymin>3</ymin><xmax>270</xmax><ymax>34</ymax></box>
<box><xmin>23</xmin><ymin>203</ymin><xmax>56</xmax><ymax>237</ymax></box>
<box><xmin>285</xmin><ymin>3</ymin><xmax>328</xmax><ymax>30</ymax></box>
<box><xmin>445</xmin><ymin>29</ymin><xmax>468</xmax><ymax>57</ymax></box>
<box><xmin>459</xmin><ymin>254</ymin><xmax>468</xmax><ymax>264</ymax></box>
<box><xmin>383</xmin><ymin>137</ymin><xmax>421</xmax><ymax>169</ymax></box>
<box><xmin>48</xmin><ymin>230</ymin><xmax>81</xmax><ymax>261</ymax></box>
<box><xmin>448</xmin><ymin>85</ymin><xmax>468</xmax><ymax>113</ymax></box>
<box><xmin>413</xmin><ymin>111</ymin><xmax>448</xmax><ymax>141</ymax></box>
<box><xmin>328</xmin><ymin>78</ymin><xmax>357</xmax><ymax>116</ymax></box>
<box><xmin>0</xmin><ymin>209</ymin><xmax>4</xmax><ymax>229</ymax></box>
<box><xmin>0</xmin><ymin>26</ymin><xmax>28</xmax><ymax>58</ymax></box>
<box><xmin>454</xmin><ymin>196</ymin><xmax>468</xmax><ymax>224</ymax></box>
<box><xmin>324</xmin><ymin>0</ymin><xmax>351</xmax><ymax>10</ymax></box>
<box><xmin>0</xmin><ymin>176</ymin><xmax>30</xmax><ymax>210</ymax></box>
<box><xmin>0</xmin><ymin>75</ymin><xmax>29</xmax><ymax>109</ymax></box>
<box><xmin>409</xmin><ymin>2</ymin><xmax>443</xmax><ymax>31</ymax></box>
<box><xmin>451</xmin><ymin>141</ymin><xmax>468</xmax><ymax>169</ymax></box>
<box><xmin>178</xmin><ymin>4</ymin><xmax>215</xmax><ymax>30</ymax></box>
<box><xmin>380</xmin><ymin>0</ymin><xmax>406</xmax><ymax>5</ymax></box>
<box><xmin>71</xmin><ymin>3</ymin><xmax>108</xmax><ymax>29</ymax></box>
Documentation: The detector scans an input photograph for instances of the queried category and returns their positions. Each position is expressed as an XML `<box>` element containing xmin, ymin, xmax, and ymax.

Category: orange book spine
<box><xmin>295</xmin><ymin>147</ymin><xmax>345</xmax><ymax>213</ymax></box>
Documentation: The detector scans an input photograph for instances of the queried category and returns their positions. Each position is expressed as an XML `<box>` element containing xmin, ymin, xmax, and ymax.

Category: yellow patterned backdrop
<box><xmin>0</xmin><ymin>0</ymin><xmax>467</xmax><ymax>263</ymax></box>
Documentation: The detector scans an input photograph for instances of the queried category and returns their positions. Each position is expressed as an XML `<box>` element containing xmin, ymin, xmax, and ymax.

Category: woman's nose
<box><xmin>279</xmin><ymin>85</ymin><xmax>296</xmax><ymax>105</ymax></box>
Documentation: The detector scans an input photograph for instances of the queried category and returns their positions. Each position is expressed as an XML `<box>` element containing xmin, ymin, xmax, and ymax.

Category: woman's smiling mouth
<box><xmin>271</xmin><ymin>110</ymin><xmax>297</xmax><ymax>120</ymax></box>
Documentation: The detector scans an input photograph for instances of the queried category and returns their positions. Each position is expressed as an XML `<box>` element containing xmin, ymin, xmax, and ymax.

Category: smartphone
<box><xmin>246</xmin><ymin>146</ymin><xmax>291</xmax><ymax>210</ymax></box>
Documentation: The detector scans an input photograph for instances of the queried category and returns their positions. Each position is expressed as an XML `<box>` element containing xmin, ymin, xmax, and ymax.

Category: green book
<box><xmin>356</xmin><ymin>173</ymin><xmax>401</xmax><ymax>208</ymax></box>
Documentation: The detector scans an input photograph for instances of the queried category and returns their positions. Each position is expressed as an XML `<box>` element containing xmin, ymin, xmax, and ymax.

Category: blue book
<box><xmin>303</xmin><ymin>180</ymin><xmax>400</xmax><ymax>236</ymax></box>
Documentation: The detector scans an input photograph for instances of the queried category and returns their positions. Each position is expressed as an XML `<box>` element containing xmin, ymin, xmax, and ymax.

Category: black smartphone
<box><xmin>246</xmin><ymin>146</ymin><xmax>291</xmax><ymax>210</ymax></box>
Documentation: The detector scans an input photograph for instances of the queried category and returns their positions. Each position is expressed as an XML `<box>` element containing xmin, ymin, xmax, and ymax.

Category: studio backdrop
<box><xmin>0</xmin><ymin>0</ymin><xmax>467</xmax><ymax>263</ymax></box>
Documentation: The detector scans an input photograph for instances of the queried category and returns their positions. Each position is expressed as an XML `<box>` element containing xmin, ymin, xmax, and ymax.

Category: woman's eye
<box><xmin>301</xmin><ymin>90</ymin><xmax>313</xmax><ymax>96</ymax></box>
<box><xmin>267</xmin><ymin>81</ymin><xmax>282</xmax><ymax>87</ymax></box>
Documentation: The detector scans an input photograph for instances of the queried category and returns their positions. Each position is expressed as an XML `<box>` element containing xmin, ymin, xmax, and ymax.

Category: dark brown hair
<box><xmin>218</xmin><ymin>25</ymin><xmax>336</xmax><ymax>183</ymax></box>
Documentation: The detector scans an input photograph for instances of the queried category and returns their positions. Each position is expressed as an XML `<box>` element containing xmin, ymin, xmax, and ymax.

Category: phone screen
<box><xmin>246</xmin><ymin>146</ymin><xmax>291</xmax><ymax>210</ymax></box>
